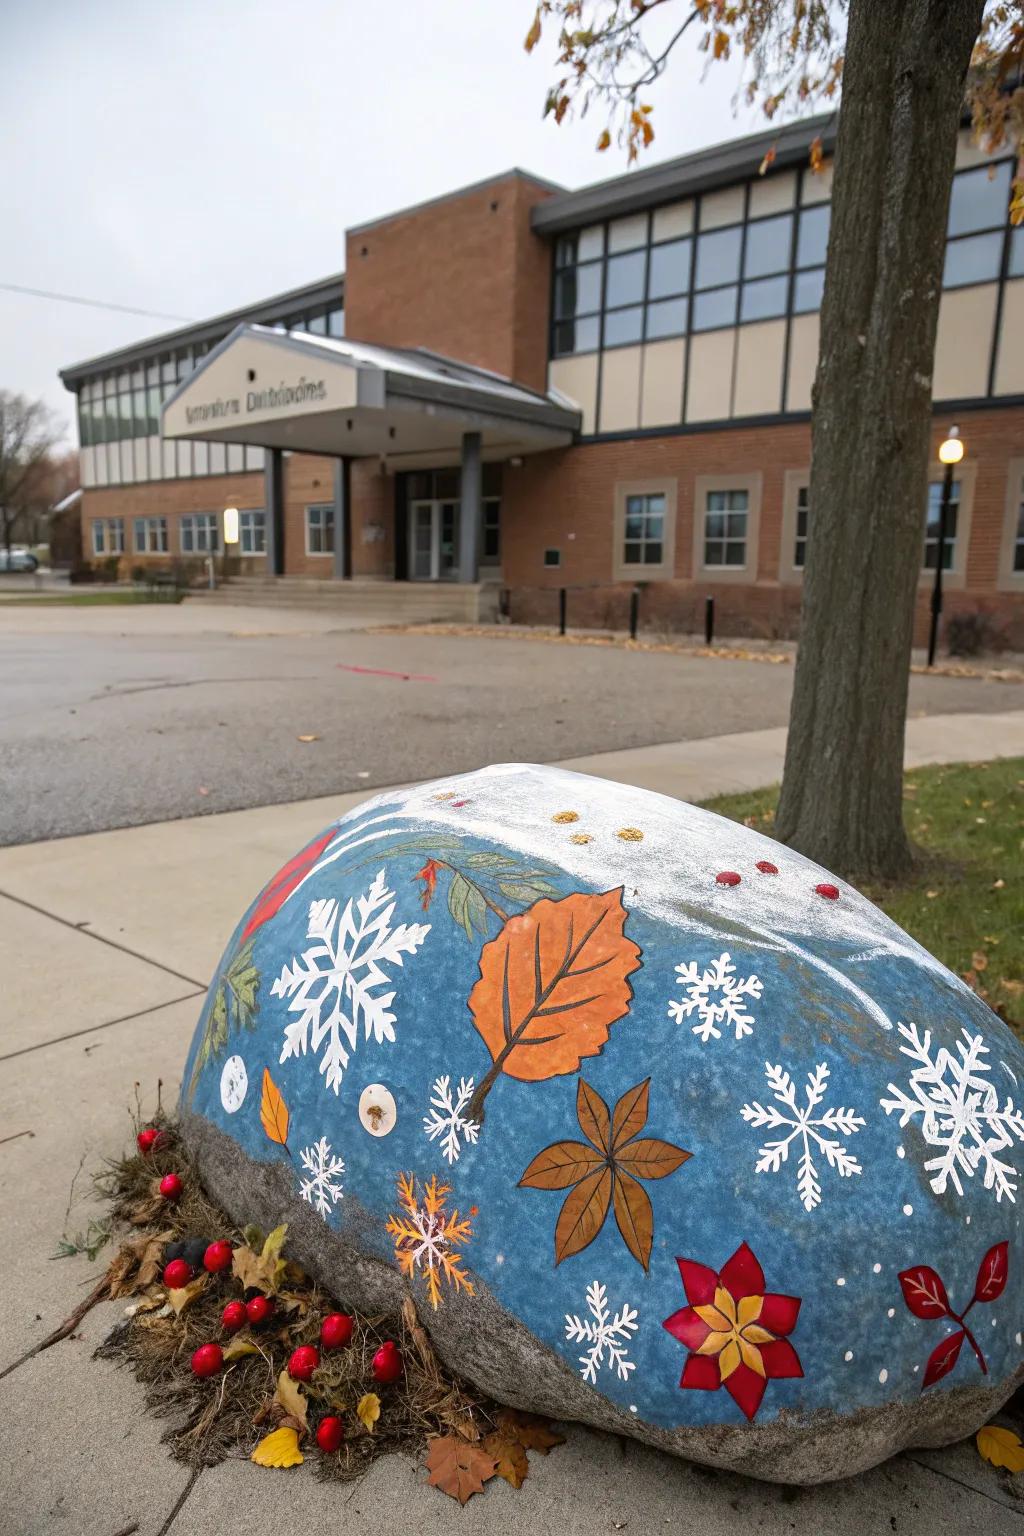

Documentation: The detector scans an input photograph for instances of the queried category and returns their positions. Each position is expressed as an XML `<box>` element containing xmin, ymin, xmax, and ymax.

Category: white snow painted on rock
<box><xmin>880</xmin><ymin>1022</ymin><xmax>1024</xmax><ymax>1203</ymax></box>
<box><xmin>298</xmin><ymin>1136</ymin><xmax>345</xmax><ymax>1218</ymax></box>
<box><xmin>741</xmin><ymin>1061</ymin><xmax>865</xmax><ymax>1211</ymax></box>
<box><xmin>564</xmin><ymin>1281</ymin><xmax>639</xmax><ymax>1384</ymax></box>
<box><xmin>423</xmin><ymin>1074</ymin><xmax>480</xmax><ymax>1164</ymax></box>
<box><xmin>274</xmin><ymin>871</ymin><xmax>430</xmax><ymax>1093</ymax></box>
<box><xmin>668</xmin><ymin>951</ymin><xmax>763</xmax><ymax>1042</ymax></box>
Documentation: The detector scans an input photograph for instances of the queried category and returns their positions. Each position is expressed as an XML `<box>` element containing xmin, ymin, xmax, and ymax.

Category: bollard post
<box><xmin>704</xmin><ymin>595</ymin><xmax>715</xmax><ymax>646</ymax></box>
<box><xmin>559</xmin><ymin>587</ymin><xmax>567</xmax><ymax>636</ymax></box>
<box><xmin>629</xmin><ymin>586</ymin><xmax>640</xmax><ymax>641</ymax></box>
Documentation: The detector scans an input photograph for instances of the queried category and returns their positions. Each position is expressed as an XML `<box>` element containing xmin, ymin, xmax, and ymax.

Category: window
<box><xmin>482</xmin><ymin>498</ymin><xmax>501</xmax><ymax>563</ymax></box>
<box><xmin>239</xmin><ymin>509</ymin><xmax>266</xmax><ymax>555</ymax></box>
<box><xmin>704</xmin><ymin>489</ymin><xmax>749</xmax><ymax>567</ymax></box>
<box><xmin>1015</xmin><ymin>483</ymin><xmax>1024</xmax><ymax>574</ymax></box>
<box><xmin>327</xmin><ymin>307</ymin><xmax>345</xmax><ymax>337</ymax></box>
<box><xmin>622</xmin><ymin>492</ymin><xmax>665</xmax><ymax>567</ymax></box>
<box><xmin>923</xmin><ymin>480</ymin><xmax>961</xmax><ymax>570</ymax></box>
<box><xmin>794</xmin><ymin>486</ymin><xmax>809</xmax><ymax>568</ymax></box>
<box><xmin>544</xmin><ymin>548</ymin><xmax>561</xmax><ymax>568</ymax></box>
<box><xmin>180</xmin><ymin>514</ymin><xmax>219</xmax><ymax>554</ymax></box>
<box><xmin>306</xmin><ymin>503</ymin><xmax>334</xmax><ymax>555</ymax></box>
<box><xmin>943</xmin><ymin>231</ymin><xmax>1002</xmax><ymax>288</ymax></box>
<box><xmin>91</xmin><ymin>518</ymin><xmax>124</xmax><ymax>556</ymax></box>
<box><xmin>743</xmin><ymin>213</ymin><xmax>792</xmax><ymax>279</ymax></box>
<box><xmin>647</xmin><ymin>238</ymin><xmax>691</xmax><ymax>300</ymax></box>
<box><xmin>944</xmin><ymin>161</ymin><xmax>1013</xmax><ymax>289</ymax></box>
<box><xmin>133</xmin><ymin>517</ymin><xmax>167</xmax><ymax>554</ymax></box>
<box><xmin>1009</xmin><ymin>226</ymin><xmax>1024</xmax><ymax>279</ymax></box>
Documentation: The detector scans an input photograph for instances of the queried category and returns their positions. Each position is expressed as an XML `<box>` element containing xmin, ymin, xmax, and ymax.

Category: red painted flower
<box><xmin>414</xmin><ymin>858</ymin><xmax>440</xmax><ymax>912</ymax></box>
<box><xmin>240</xmin><ymin>828</ymin><xmax>337</xmax><ymax>941</ymax></box>
<box><xmin>662</xmin><ymin>1241</ymin><xmax>802</xmax><ymax>1420</ymax></box>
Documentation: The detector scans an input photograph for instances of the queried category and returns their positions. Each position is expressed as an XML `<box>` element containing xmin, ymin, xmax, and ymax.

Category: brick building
<box><xmin>60</xmin><ymin>114</ymin><xmax>1024</xmax><ymax>643</ymax></box>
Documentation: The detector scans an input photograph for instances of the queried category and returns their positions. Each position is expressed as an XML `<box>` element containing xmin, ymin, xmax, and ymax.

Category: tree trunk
<box><xmin>774</xmin><ymin>0</ymin><xmax>984</xmax><ymax>881</ymax></box>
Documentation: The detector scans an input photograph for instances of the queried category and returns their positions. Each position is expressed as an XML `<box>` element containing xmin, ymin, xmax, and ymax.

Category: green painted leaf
<box><xmin>448</xmin><ymin>872</ymin><xmax>475</xmax><ymax>940</ymax></box>
<box><xmin>466</xmin><ymin>884</ymin><xmax>490</xmax><ymax>936</ymax></box>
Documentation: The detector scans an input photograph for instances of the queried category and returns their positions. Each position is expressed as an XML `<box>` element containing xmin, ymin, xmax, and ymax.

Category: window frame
<box><xmin>612</xmin><ymin>478</ymin><xmax>677</xmax><ymax>583</ymax></box>
<box><xmin>239</xmin><ymin>508</ymin><xmax>267</xmax><ymax>556</ymax></box>
<box><xmin>997</xmin><ymin>457</ymin><xmax>1024</xmax><ymax>592</ymax></box>
<box><xmin>132</xmin><ymin>516</ymin><xmax>168</xmax><ymax>554</ymax></box>
<box><xmin>179</xmin><ymin>513</ymin><xmax>220</xmax><ymax>555</ymax></box>
<box><xmin>305</xmin><ymin>502</ymin><xmax>335</xmax><ymax>557</ymax></box>
<box><xmin>916</xmin><ymin>458</ymin><xmax>976</xmax><ymax>590</ymax></box>
<box><xmin>779</xmin><ymin>469</ymin><xmax>811</xmax><ymax>582</ymax></box>
<box><xmin>693</xmin><ymin>473</ymin><xmax>762</xmax><ymax>583</ymax></box>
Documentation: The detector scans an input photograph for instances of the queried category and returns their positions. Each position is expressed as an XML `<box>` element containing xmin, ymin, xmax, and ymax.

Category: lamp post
<box><xmin>926</xmin><ymin>426</ymin><xmax>963</xmax><ymax>668</ymax></box>
<box><xmin>222</xmin><ymin>506</ymin><xmax>239</xmax><ymax>588</ymax></box>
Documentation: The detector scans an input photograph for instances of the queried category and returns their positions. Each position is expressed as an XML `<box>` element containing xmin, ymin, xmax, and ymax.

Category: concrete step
<box><xmin>190</xmin><ymin>579</ymin><xmax>496</xmax><ymax>623</ymax></box>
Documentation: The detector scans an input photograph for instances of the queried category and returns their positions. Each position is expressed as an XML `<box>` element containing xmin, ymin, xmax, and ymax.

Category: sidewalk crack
<box><xmin>0</xmin><ymin>888</ymin><xmax>207</xmax><ymax>988</ymax></box>
<box><xmin>0</xmin><ymin>990</ymin><xmax>206</xmax><ymax>1063</ymax></box>
<box><xmin>904</xmin><ymin>1451</ymin><xmax>1024</xmax><ymax>1515</ymax></box>
<box><xmin>155</xmin><ymin>1466</ymin><xmax>203</xmax><ymax>1536</ymax></box>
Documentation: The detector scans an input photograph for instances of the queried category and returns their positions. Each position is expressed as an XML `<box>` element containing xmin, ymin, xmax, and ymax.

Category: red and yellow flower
<box><xmin>662</xmin><ymin>1241</ymin><xmax>802</xmax><ymax>1420</ymax></box>
<box><xmin>414</xmin><ymin>858</ymin><xmax>440</xmax><ymax>911</ymax></box>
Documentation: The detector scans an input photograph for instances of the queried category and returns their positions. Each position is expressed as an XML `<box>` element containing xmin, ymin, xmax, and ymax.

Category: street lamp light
<box><xmin>222</xmin><ymin>506</ymin><xmax>239</xmax><ymax>588</ymax></box>
<box><xmin>927</xmin><ymin>426</ymin><xmax>963</xmax><ymax>668</ymax></box>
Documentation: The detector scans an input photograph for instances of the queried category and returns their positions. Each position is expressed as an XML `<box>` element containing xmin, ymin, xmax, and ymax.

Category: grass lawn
<box><xmin>0</xmin><ymin>590</ymin><xmax>184</xmax><ymax>606</ymax></box>
<box><xmin>703</xmin><ymin>757</ymin><xmax>1024</xmax><ymax>1030</ymax></box>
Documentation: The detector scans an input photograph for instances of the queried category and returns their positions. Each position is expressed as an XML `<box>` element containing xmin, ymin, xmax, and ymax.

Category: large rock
<box><xmin>180</xmin><ymin>763</ymin><xmax>1024</xmax><ymax>1483</ymax></box>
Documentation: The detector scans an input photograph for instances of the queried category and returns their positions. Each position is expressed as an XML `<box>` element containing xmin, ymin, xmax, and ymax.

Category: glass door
<box><xmin>409</xmin><ymin>501</ymin><xmax>435</xmax><ymax>580</ymax></box>
<box><xmin>438</xmin><ymin>501</ymin><xmax>459</xmax><ymax>580</ymax></box>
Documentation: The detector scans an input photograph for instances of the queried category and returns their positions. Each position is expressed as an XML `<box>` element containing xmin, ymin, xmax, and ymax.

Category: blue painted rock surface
<box><xmin>180</xmin><ymin>763</ymin><xmax>1024</xmax><ymax>1482</ymax></box>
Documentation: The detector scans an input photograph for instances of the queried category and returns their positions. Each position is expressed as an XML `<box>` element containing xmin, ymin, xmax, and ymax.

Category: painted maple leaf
<box><xmin>518</xmin><ymin>1077</ymin><xmax>691</xmax><ymax>1269</ymax></box>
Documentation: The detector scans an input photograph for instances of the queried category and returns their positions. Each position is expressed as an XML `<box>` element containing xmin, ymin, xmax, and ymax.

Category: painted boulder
<box><xmin>180</xmin><ymin>763</ymin><xmax>1024</xmax><ymax>1483</ymax></box>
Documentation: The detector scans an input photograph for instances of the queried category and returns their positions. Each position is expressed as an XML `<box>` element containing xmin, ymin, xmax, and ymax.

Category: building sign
<box><xmin>184</xmin><ymin>379</ymin><xmax>328</xmax><ymax>427</ymax></box>
<box><xmin>163</xmin><ymin>331</ymin><xmax>357</xmax><ymax>441</ymax></box>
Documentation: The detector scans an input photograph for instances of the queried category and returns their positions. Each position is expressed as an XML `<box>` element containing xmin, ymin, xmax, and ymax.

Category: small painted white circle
<box><xmin>896</xmin><ymin>1146</ymin><xmax>906</xmax><ymax>1160</ymax></box>
<box><xmin>887</xmin><ymin>1308</ymin><xmax>896</xmax><ymax>1319</ymax></box>
<box><xmin>359</xmin><ymin>1083</ymin><xmax>397</xmax><ymax>1137</ymax></box>
<box><xmin>873</xmin><ymin>1263</ymin><xmax>882</xmax><ymax>1274</ymax></box>
<box><xmin>844</xmin><ymin>1350</ymin><xmax>853</xmax><ymax>1362</ymax></box>
<box><xmin>902</xmin><ymin>1204</ymin><xmax>914</xmax><ymax>1216</ymax></box>
<box><xmin>219</xmin><ymin>1054</ymin><xmax>248</xmax><ymax>1113</ymax></box>
<box><xmin>836</xmin><ymin>1277</ymin><xmax>846</xmax><ymax>1287</ymax></box>
<box><xmin>878</xmin><ymin>1369</ymin><xmax>889</xmax><ymax>1385</ymax></box>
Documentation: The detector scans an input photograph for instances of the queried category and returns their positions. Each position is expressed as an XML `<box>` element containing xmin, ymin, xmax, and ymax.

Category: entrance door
<box><xmin>408</xmin><ymin>500</ymin><xmax>460</xmax><ymax>581</ymax></box>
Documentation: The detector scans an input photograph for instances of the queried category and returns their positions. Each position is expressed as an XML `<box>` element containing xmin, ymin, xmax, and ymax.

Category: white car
<box><xmin>0</xmin><ymin>548</ymin><xmax>39</xmax><ymax>572</ymax></box>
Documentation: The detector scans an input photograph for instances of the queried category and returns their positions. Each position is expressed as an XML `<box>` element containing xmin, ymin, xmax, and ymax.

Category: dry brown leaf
<box><xmin>972</xmin><ymin>950</ymin><xmax>989</xmax><ymax>972</ymax></box>
<box><xmin>401</xmin><ymin>1296</ymin><xmax>438</xmax><ymax>1372</ymax></box>
<box><xmin>167</xmin><ymin>1275</ymin><xmax>208</xmax><ymax>1315</ymax></box>
<box><xmin>496</xmin><ymin>1408</ymin><xmax>566</xmax><ymax>1454</ymax></box>
<box><xmin>232</xmin><ymin>1224</ymin><xmax>288</xmax><ymax>1295</ymax></box>
<box><xmin>223</xmin><ymin>1335</ymin><xmax>260</xmax><ymax>1361</ymax></box>
<box><xmin>251</xmin><ymin>1426</ymin><xmax>303</xmax><ymax>1468</ymax></box>
<box><xmin>425</xmin><ymin>1433</ymin><xmax>497</xmax><ymax>1504</ymax></box>
<box><xmin>482</xmin><ymin>1428</ymin><xmax>529</xmax><ymax>1488</ymax></box>
<box><xmin>126</xmin><ymin>1188</ymin><xmax>164</xmax><ymax>1226</ymax></box>
<box><xmin>356</xmin><ymin>1393</ymin><xmax>380</xmax><ymax>1433</ymax></box>
<box><xmin>273</xmin><ymin>1370</ymin><xmax>308</xmax><ymax>1434</ymax></box>
<box><xmin>137</xmin><ymin>1230</ymin><xmax>174</xmax><ymax>1288</ymax></box>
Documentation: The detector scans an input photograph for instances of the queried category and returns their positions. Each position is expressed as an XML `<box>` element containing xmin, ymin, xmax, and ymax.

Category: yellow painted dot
<box><xmin>616</xmin><ymin>827</ymin><xmax>644</xmax><ymax>842</ymax></box>
<box><xmin>433</xmin><ymin>791</ymin><xmax>456</xmax><ymax>801</ymax></box>
<box><xmin>569</xmin><ymin>833</ymin><xmax>592</xmax><ymax>845</ymax></box>
<box><xmin>552</xmin><ymin>810</ymin><xmax>580</xmax><ymax>824</ymax></box>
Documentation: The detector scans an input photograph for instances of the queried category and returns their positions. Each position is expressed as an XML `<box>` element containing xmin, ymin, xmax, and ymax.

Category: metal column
<box><xmin>458</xmin><ymin>430</ymin><xmax>482</xmax><ymax>585</ymax></box>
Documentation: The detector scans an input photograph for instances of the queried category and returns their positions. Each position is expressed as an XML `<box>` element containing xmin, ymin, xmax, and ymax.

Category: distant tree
<box><xmin>0</xmin><ymin>391</ymin><xmax>60</xmax><ymax>555</ymax></box>
<box><xmin>527</xmin><ymin>1</ymin><xmax>1023</xmax><ymax>880</ymax></box>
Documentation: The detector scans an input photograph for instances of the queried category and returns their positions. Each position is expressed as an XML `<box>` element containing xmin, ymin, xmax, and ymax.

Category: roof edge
<box><xmin>346</xmin><ymin>167</ymin><xmax>565</xmax><ymax>239</ymax></box>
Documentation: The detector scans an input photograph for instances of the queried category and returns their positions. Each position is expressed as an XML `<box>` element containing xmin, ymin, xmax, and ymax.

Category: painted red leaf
<box><xmin>922</xmin><ymin>1329</ymin><xmax>964</xmax><ymax>1390</ymax></box>
<box><xmin>974</xmin><ymin>1240</ymin><xmax>1009</xmax><ymax>1304</ymax></box>
<box><xmin>898</xmin><ymin>1265</ymin><xmax>951</xmax><ymax>1320</ymax></box>
<box><xmin>240</xmin><ymin>828</ymin><xmax>336</xmax><ymax>941</ymax></box>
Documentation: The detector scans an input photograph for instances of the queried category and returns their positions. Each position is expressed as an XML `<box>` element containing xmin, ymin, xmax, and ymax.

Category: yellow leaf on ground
<box><xmin>273</xmin><ymin>1369</ymin><xmax>308</xmax><ymax>1433</ymax></box>
<box><xmin>977</xmin><ymin>1424</ymin><xmax>1024</xmax><ymax>1472</ymax></box>
<box><xmin>357</xmin><ymin>1392</ymin><xmax>381</xmax><ymax>1433</ymax></box>
<box><xmin>167</xmin><ymin>1275</ymin><xmax>208</xmax><ymax>1315</ymax></box>
<box><xmin>260</xmin><ymin>1069</ymin><xmax>290</xmax><ymax>1147</ymax></box>
<box><xmin>222</xmin><ymin>1335</ymin><xmax>260</xmax><ymax>1361</ymax></box>
<box><xmin>232</xmin><ymin>1224</ymin><xmax>290</xmax><ymax>1296</ymax></box>
<box><xmin>251</xmin><ymin>1426</ymin><xmax>303</xmax><ymax>1468</ymax></box>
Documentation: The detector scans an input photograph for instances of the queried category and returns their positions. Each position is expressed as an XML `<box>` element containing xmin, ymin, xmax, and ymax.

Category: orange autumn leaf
<box><xmin>425</xmin><ymin>1433</ymin><xmax>497</xmax><ymax>1504</ymax></box>
<box><xmin>260</xmin><ymin>1068</ymin><xmax>290</xmax><ymax>1148</ymax></box>
<box><xmin>468</xmin><ymin>888</ymin><xmax>640</xmax><ymax>1092</ymax></box>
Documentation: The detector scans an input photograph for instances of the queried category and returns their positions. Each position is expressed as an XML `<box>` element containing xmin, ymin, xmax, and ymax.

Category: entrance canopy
<box><xmin>162</xmin><ymin>324</ymin><xmax>580</xmax><ymax>468</ymax></box>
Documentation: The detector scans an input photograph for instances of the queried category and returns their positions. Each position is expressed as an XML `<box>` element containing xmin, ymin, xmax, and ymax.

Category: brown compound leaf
<box><xmin>425</xmin><ymin>1433</ymin><xmax>497</xmax><ymax>1504</ymax></box>
<box><xmin>482</xmin><ymin>1428</ymin><xmax>529</xmax><ymax>1488</ymax></box>
<box><xmin>495</xmin><ymin>1408</ymin><xmax>566</xmax><ymax>1454</ymax></box>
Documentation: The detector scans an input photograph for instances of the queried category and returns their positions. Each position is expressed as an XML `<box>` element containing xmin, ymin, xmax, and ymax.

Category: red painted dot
<box><xmin>815</xmin><ymin>882</ymin><xmax>840</xmax><ymax>900</ymax></box>
<box><xmin>715</xmin><ymin>871</ymin><xmax>742</xmax><ymax>887</ymax></box>
<box><xmin>755</xmin><ymin>860</ymin><xmax>779</xmax><ymax>875</ymax></box>
<box><xmin>451</xmin><ymin>799</ymin><xmax>471</xmax><ymax>808</ymax></box>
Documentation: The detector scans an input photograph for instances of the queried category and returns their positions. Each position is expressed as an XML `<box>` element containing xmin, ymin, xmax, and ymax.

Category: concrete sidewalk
<box><xmin>2</xmin><ymin>712</ymin><xmax>1023</xmax><ymax>1535</ymax></box>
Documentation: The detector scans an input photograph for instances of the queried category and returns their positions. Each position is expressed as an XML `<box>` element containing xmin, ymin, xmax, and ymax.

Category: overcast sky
<box><xmin>1</xmin><ymin>0</ymin><xmax>785</xmax><ymax>443</ymax></box>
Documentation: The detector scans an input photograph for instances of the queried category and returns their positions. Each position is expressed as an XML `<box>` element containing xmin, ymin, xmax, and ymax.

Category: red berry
<box><xmin>159</xmin><ymin>1173</ymin><xmax>183</xmax><ymax>1201</ymax></box>
<box><xmin>246</xmin><ymin>1294</ymin><xmax>274</xmax><ymax>1326</ymax></box>
<box><xmin>136</xmin><ymin>1127</ymin><xmax>162</xmax><ymax>1154</ymax></box>
<box><xmin>372</xmin><ymin>1340</ymin><xmax>403</xmax><ymax>1384</ymax></box>
<box><xmin>191</xmin><ymin>1342</ymin><xmax>224</xmax><ymax>1379</ymax></box>
<box><xmin>316</xmin><ymin>1415</ymin><xmax>345</xmax><ymax>1453</ymax></box>
<box><xmin>320</xmin><ymin>1312</ymin><xmax>354</xmax><ymax>1350</ymax></box>
<box><xmin>288</xmin><ymin>1345</ymin><xmax>320</xmax><ymax>1382</ymax></box>
<box><xmin>815</xmin><ymin>882</ymin><xmax>840</xmax><ymax>901</ymax></box>
<box><xmin>715</xmin><ymin>870</ymin><xmax>741</xmax><ymax>887</ymax></box>
<box><xmin>203</xmin><ymin>1240</ymin><xmax>233</xmax><ymax>1274</ymax></box>
<box><xmin>163</xmin><ymin>1258</ymin><xmax>193</xmax><ymax>1289</ymax></box>
<box><xmin>755</xmin><ymin>860</ymin><xmax>779</xmax><ymax>875</ymax></box>
<box><xmin>222</xmin><ymin>1300</ymin><xmax>248</xmax><ymax>1333</ymax></box>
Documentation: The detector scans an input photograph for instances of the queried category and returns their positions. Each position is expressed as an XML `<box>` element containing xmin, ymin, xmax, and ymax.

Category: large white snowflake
<box><xmin>667</xmin><ymin>951</ymin><xmax>763</xmax><ymax>1043</ymax></box>
<box><xmin>564</xmin><ymin>1281</ymin><xmax>638</xmax><ymax>1384</ymax></box>
<box><xmin>880</xmin><ymin>1022</ymin><xmax>1024</xmax><ymax>1203</ymax></box>
<box><xmin>298</xmin><ymin>1136</ymin><xmax>345</xmax><ymax>1219</ymax></box>
<box><xmin>273</xmin><ymin>871</ymin><xmax>430</xmax><ymax>1093</ymax></box>
<box><xmin>423</xmin><ymin>1074</ymin><xmax>480</xmax><ymax>1164</ymax></box>
<box><xmin>741</xmin><ymin>1061</ymin><xmax>865</xmax><ymax>1212</ymax></box>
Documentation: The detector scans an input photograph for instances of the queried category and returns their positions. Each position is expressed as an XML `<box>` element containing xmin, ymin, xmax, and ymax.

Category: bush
<box><xmin>129</xmin><ymin>565</ymin><xmax>147</xmax><ymax>585</ymax></box>
<box><xmin>945</xmin><ymin>611</ymin><xmax>1001</xmax><ymax>658</ymax></box>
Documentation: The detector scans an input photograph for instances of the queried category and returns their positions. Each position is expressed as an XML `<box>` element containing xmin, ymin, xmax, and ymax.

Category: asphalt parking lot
<box><xmin>1</xmin><ymin>601</ymin><xmax>1021</xmax><ymax>846</ymax></box>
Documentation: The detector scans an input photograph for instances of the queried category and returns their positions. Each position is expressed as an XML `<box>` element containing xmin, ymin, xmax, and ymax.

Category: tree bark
<box><xmin>774</xmin><ymin>0</ymin><xmax>984</xmax><ymax>881</ymax></box>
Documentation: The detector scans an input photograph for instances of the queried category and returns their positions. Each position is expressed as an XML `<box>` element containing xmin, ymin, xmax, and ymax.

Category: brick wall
<box><xmin>344</xmin><ymin>172</ymin><xmax>556</xmax><ymax>391</ymax></box>
<box><xmin>80</xmin><ymin>473</ymin><xmax>266</xmax><ymax>577</ymax></box>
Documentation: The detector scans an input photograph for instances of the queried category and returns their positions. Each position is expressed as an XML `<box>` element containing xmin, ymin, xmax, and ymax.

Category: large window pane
<box><xmin>552</xmin><ymin>315</ymin><xmax>599</xmax><ymax>355</ymax></box>
<box><xmin>554</xmin><ymin>262</ymin><xmax>602</xmax><ymax>318</ymax></box>
<box><xmin>603</xmin><ymin>306</ymin><xmax>644</xmax><ymax>346</ymax></box>
<box><xmin>743</xmin><ymin>213</ymin><xmax>792</xmax><ymax>278</ymax></box>
<box><xmin>793</xmin><ymin>267</ymin><xmax>825</xmax><ymax>313</ymax></box>
<box><xmin>118</xmin><ymin>393</ymin><xmax>132</xmax><ymax>440</ymax></box>
<box><xmin>740</xmin><ymin>274</ymin><xmax>788</xmax><ymax>322</ymax></box>
<box><xmin>692</xmin><ymin>285</ymin><xmax>737</xmax><ymax>331</ymax></box>
<box><xmin>647</xmin><ymin>237</ymin><xmax>691</xmax><ymax>299</ymax></box>
<box><xmin>327</xmin><ymin>307</ymin><xmax>345</xmax><ymax>337</ymax></box>
<box><xmin>943</xmin><ymin>231</ymin><xmax>1003</xmax><ymax>288</ymax></box>
<box><xmin>947</xmin><ymin>161</ymin><xmax>1012</xmax><ymax>237</ymax></box>
<box><xmin>133</xmin><ymin>388</ymin><xmax>147</xmax><ymax>438</ymax></box>
<box><xmin>147</xmin><ymin>385</ymin><xmax>161</xmax><ymax>434</ymax></box>
<box><xmin>645</xmin><ymin>296</ymin><xmax>688</xmax><ymax>339</ymax></box>
<box><xmin>605</xmin><ymin>249</ymin><xmax>646</xmax><ymax>307</ymax></box>
<box><xmin>923</xmin><ymin>481</ymin><xmax>960</xmax><ymax>569</ymax></box>
<box><xmin>796</xmin><ymin>204</ymin><xmax>830</xmax><ymax>268</ymax></box>
<box><xmin>695</xmin><ymin>225</ymin><xmax>742</xmax><ymax>289</ymax></box>
<box><xmin>1009</xmin><ymin>227</ymin><xmax>1024</xmax><ymax>278</ymax></box>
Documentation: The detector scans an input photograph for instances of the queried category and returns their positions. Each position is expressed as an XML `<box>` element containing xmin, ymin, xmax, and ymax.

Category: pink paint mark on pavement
<box><xmin>336</xmin><ymin>663</ymin><xmax>439</xmax><ymax>683</ymax></box>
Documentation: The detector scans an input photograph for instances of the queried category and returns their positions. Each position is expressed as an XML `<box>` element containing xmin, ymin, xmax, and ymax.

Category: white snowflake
<box><xmin>741</xmin><ymin>1061</ymin><xmax>865</xmax><ymax>1212</ymax></box>
<box><xmin>667</xmin><ymin>951</ymin><xmax>763</xmax><ymax>1042</ymax></box>
<box><xmin>423</xmin><ymin>1074</ymin><xmax>480</xmax><ymax>1164</ymax></box>
<box><xmin>273</xmin><ymin>870</ymin><xmax>430</xmax><ymax>1093</ymax></box>
<box><xmin>564</xmin><ymin>1281</ymin><xmax>638</xmax><ymax>1384</ymax></box>
<box><xmin>298</xmin><ymin>1136</ymin><xmax>345</xmax><ymax>1219</ymax></box>
<box><xmin>880</xmin><ymin>1022</ymin><xmax>1024</xmax><ymax>1203</ymax></box>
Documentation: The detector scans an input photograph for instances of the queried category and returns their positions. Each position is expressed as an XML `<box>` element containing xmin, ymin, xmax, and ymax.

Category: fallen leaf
<box><xmin>977</xmin><ymin>1424</ymin><xmax>1024</xmax><ymax>1472</ymax></box>
<box><xmin>496</xmin><ymin>1408</ymin><xmax>566</xmax><ymax>1454</ymax></box>
<box><xmin>198</xmin><ymin>786</ymin><xmax>210</xmax><ymax>797</ymax></box>
<box><xmin>251</xmin><ymin>1426</ymin><xmax>303</xmax><ymax>1468</ymax></box>
<box><xmin>993</xmin><ymin>879</ymin><xmax>1005</xmax><ymax>890</ymax></box>
<box><xmin>401</xmin><ymin>1295</ymin><xmax>438</xmax><ymax>1371</ymax></box>
<box><xmin>296</xmin><ymin>734</ymin><xmax>319</xmax><ymax>743</ymax></box>
<box><xmin>273</xmin><ymin>1370</ymin><xmax>308</xmax><ymax>1434</ymax></box>
<box><xmin>926</xmin><ymin>890</ymin><xmax>939</xmax><ymax>900</ymax></box>
<box><xmin>425</xmin><ymin>1433</ymin><xmax>497</xmax><ymax>1504</ymax></box>
<box><xmin>356</xmin><ymin>1392</ymin><xmax>380</xmax><ymax>1434</ymax></box>
<box><xmin>223</xmin><ymin>1335</ymin><xmax>260</xmax><ymax>1361</ymax></box>
<box><xmin>972</xmin><ymin>950</ymin><xmax>989</xmax><ymax>972</ymax></box>
<box><xmin>232</xmin><ymin>1224</ymin><xmax>289</xmax><ymax>1295</ymax></box>
<box><xmin>167</xmin><ymin>1275</ymin><xmax>208</xmax><ymax>1315</ymax></box>
<box><xmin>260</xmin><ymin>1069</ymin><xmax>290</xmax><ymax>1148</ymax></box>
<box><xmin>482</xmin><ymin>1428</ymin><xmax>529</xmax><ymax>1488</ymax></box>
